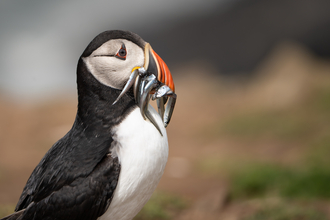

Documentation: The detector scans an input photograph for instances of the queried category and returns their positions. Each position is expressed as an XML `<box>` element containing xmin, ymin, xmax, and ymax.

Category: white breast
<box><xmin>98</xmin><ymin>105</ymin><xmax>169</xmax><ymax>220</ymax></box>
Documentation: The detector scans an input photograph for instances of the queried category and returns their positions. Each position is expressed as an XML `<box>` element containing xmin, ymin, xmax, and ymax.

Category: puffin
<box><xmin>1</xmin><ymin>30</ymin><xmax>176</xmax><ymax>220</ymax></box>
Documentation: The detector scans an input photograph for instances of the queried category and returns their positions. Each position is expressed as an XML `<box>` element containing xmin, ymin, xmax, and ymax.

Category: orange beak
<box><xmin>144</xmin><ymin>43</ymin><xmax>175</xmax><ymax>92</ymax></box>
<box><xmin>113</xmin><ymin>43</ymin><xmax>176</xmax><ymax>132</ymax></box>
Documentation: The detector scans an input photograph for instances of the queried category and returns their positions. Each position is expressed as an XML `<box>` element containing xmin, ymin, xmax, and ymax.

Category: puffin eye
<box><xmin>115</xmin><ymin>44</ymin><xmax>127</xmax><ymax>60</ymax></box>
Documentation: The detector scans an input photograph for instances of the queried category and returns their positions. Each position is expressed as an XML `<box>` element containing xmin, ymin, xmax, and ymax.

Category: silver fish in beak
<box><xmin>113</xmin><ymin>43</ymin><xmax>176</xmax><ymax>135</ymax></box>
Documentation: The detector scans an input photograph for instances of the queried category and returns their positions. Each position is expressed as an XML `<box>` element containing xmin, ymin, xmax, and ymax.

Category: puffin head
<box><xmin>77</xmin><ymin>30</ymin><xmax>176</xmax><ymax>132</ymax></box>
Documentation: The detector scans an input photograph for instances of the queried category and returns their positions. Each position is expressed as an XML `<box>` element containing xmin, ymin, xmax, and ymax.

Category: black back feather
<box><xmin>4</xmin><ymin>30</ymin><xmax>144</xmax><ymax>220</ymax></box>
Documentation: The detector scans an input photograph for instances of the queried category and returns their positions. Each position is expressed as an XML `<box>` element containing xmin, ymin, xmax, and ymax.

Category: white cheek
<box><xmin>87</xmin><ymin>57</ymin><xmax>129</xmax><ymax>89</ymax></box>
<box><xmin>83</xmin><ymin>40</ymin><xmax>145</xmax><ymax>90</ymax></box>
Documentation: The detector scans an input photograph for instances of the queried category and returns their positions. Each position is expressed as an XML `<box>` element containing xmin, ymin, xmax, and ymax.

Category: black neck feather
<box><xmin>75</xmin><ymin>58</ymin><xmax>136</xmax><ymax>137</ymax></box>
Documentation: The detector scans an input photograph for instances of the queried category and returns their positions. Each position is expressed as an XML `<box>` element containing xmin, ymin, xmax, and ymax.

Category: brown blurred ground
<box><xmin>1</xmin><ymin>42</ymin><xmax>330</xmax><ymax>219</ymax></box>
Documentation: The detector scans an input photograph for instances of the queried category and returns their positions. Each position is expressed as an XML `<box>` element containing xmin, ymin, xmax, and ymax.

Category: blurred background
<box><xmin>1</xmin><ymin>0</ymin><xmax>330</xmax><ymax>219</ymax></box>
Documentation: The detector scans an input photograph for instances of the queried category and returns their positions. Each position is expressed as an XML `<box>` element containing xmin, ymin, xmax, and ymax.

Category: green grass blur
<box><xmin>134</xmin><ymin>191</ymin><xmax>187</xmax><ymax>220</ymax></box>
<box><xmin>230</xmin><ymin>163</ymin><xmax>330</xmax><ymax>199</ymax></box>
<box><xmin>244</xmin><ymin>203</ymin><xmax>327</xmax><ymax>220</ymax></box>
<box><xmin>196</xmin><ymin>82</ymin><xmax>330</xmax><ymax>219</ymax></box>
<box><xmin>0</xmin><ymin>205</ymin><xmax>15</xmax><ymax>219</ymax></box>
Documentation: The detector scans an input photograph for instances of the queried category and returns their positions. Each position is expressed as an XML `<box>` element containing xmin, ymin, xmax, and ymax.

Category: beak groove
<box><xmin>152</xmin><ymin>50</ymin><xmax>175</xmax><ymax>93</ymax></box>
